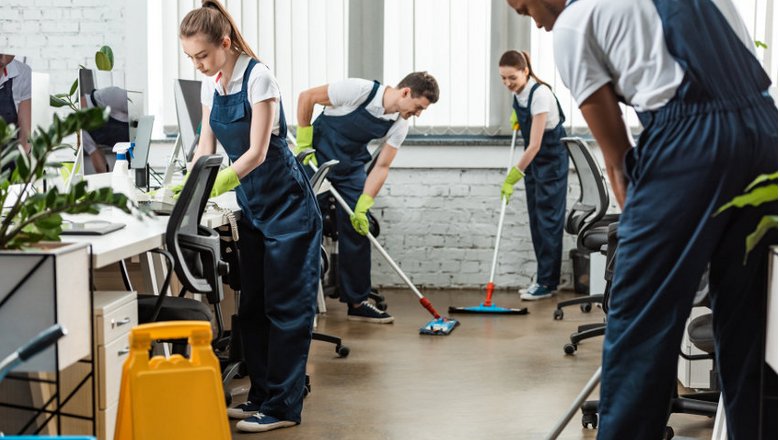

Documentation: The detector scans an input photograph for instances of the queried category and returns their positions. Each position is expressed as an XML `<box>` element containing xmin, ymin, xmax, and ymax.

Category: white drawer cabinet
<box><xmin>93</xmin><ymin>291</ymin><xmax>137</xmax><ymax>440</ymax></box>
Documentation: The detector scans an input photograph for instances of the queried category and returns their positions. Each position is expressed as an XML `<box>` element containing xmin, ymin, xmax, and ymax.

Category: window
<box><xmin>146</xmin><ymin>0</ymin><xmax>348</xmax><ymax>136</ymax></box>
<box><xmin>384</xmin><ymin>0</ymin><xmax>494</xmax><ymax>134</ymax></box>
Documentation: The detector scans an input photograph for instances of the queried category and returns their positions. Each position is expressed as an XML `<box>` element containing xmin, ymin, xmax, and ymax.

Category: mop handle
<box><xmin>329</xmin><ymin>181</ymin><xmax>427</xmax><ymax>300</ymax></box>
<box><xmin>544</xmin><ymin>366</ymin><xmax>601</xmax><ymax>440</ymax></box>
<box><xmin>308</xmin><ymin>163</ymin><xmax>429</xmax><ymax>304</ymax></box>
<box><xmin>487</xmin><ymin>129</ymin><xmax>518</xmax><ymax>284</ymax></box>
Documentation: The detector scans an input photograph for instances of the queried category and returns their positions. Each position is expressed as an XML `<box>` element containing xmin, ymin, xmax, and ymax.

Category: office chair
<box><xmin>135</xmin><ymin>155</ymin><xmax>242</xmax><ymax>397</ymax></box>
<box><xmin>304</xmin><ymin>157</ymin><xmax>350</xmax><ymax>358</ymax></box>
<box><xmin>580</xmin><ymin>291</ymin><xmax>718</xmax><ymax>439</ymax></box>
<box><xmin>315</xmin><ymin>146</ymin><xmax>388</xmax><ymax>311</ymax></box>
<box><xmin>554</xmin><ymin>137</ymin><xmax>619</xmax><ymax>321</ymax></box>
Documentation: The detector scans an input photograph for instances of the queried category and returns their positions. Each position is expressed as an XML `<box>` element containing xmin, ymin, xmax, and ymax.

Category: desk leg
<box><xmin>139</xmin><ymin>252</ymin><xmax>169</xmax><ymax>296</ymax></box>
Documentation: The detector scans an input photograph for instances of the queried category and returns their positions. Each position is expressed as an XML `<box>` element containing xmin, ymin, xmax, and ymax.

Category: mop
<box><xmin>544</xmin><ymin>366</ymin><xmax>601</xmax><ymax>439</ymax></box>
<box><xmin>299</xmin><ymin>155</ymin><xmax>459</xmax><ymax>335</ymax></box>
<box><xmin>449</xmin><ymin>129</ymin><xmax>528</xmax><ymax>315</ymax></box>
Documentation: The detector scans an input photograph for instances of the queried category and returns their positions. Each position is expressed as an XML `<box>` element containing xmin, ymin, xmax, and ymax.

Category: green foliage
<box><xmin>716</xmin><ymin>172</ymin><xmax>778</xmax><ymax>262</ymax></box>
<box><xmin>755</xmin><ymin>40</ymin><xmax>768</xmax><ymax>49</ymax></box>
<box><xmin>95</xmin><ymin>46</ymin><xmax>114</xmax><ymax>71</ymax></box>
<box><xmin>0</xmin><ymin>108</ymin><xmax>145</xmax><ymax>250</ymax></box>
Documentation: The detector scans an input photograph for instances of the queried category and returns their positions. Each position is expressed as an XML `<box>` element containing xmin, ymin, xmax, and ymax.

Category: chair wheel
<box><xmin>580</xmin><ymin>303</ymin><xmax>592</xmax><ymax>313</ymax></box>
<box><xmin>553</xmin><ymin>309</ymin><xmax>564</xmax><ymax>320</ymax></box>
<box><xmin>304</xmin><ymin>374</ymin><xmax>312</xmax><ymax>398</ymax></box>
<box><xmin>564</xmin><ymin>343</ymin><xmax>577</xmax><ymax>355</ymax></box>
<box><xmin>581</xmin><ymin>412</ymin><xmax>598</xmax><ymax>429</ymax></box>
<box><xmin>663</xmin><ymin>426</ymin><xmax>674</xmax><ymax>439</ymax></box>
<box><xmin>337</xmin><ymin>345</ymin><xmax>350</xmax><ymax>358</ymax></box>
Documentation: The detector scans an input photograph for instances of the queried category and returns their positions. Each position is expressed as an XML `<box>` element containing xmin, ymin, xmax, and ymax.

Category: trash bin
<box><xmin>570</xmin><ymin>248</ymin><xmax>590</xmax><ymax>295</ymax></box>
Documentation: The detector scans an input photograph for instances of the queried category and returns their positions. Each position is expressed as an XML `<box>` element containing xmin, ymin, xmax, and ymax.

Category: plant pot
<box><xmin>0</xmin><ymin>241</ymin><xmax>91</xmax><ymax>372</ymax></box>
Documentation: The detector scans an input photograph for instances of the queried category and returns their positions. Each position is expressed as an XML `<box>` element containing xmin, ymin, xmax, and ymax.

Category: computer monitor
<box><xmin>130</xmin><ymin>115</ymin><xmax>154</xmax><ymax>171</ymax></box>
<box><xmin>174</xmin><ymin>79</ymin><xmax>202</xmax><ymax>162</ymax></box>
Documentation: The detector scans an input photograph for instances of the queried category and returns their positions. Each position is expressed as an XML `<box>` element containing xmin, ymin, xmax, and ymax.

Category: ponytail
<box><xmin>180</xmin><ymin>0</ymin><xmax>260</xmax><ymax>61</ymax></box>
<box><xmin>498</xmin><ymin>50</ymin><xmax>550</xmax><ymax>89</ymax></box>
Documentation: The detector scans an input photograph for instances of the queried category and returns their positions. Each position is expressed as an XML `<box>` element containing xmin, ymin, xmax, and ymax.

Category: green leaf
<box><xmin>745</xmin><ymin>172</ymin><xmax>778</xmax><ymax>191</ymax></box>
<box><xmin>95</xmin><ymin>46</ymin><xmax>115</xmax><ymax>71</ymax></box>
<box><xmin>50</xmin><ymin>95</ymin><xmax>70</xmax><ymax>108</ymax></box>
<box><xmin>35</xmin><ymin>213</ymin><xmax>63</xmax><ymax>230</ymax></box>
<box><xmin>715</xmin><ymin>184</ymin><xmax>778</xmax><ymax>216</ymax></box>
<box><xmin>744</xmin><ymin>215</ymin><xmax>778</xmax><ymax>263</ymax></box>
<box><xmin>755</xmin><ymin>40</ymin><xmax>768</xmax><ymax>49</ymax></box>
<box><xmin>69</xmin><ymin>78</ymin><xmax>78</xmax><ymax>97</ymax></box>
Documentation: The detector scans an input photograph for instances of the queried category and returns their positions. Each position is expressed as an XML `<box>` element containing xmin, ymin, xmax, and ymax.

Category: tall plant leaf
<box><xmin>744</xmin><ymin>215</ymin><xmax>779</xmax><ymax>263</ymax></box>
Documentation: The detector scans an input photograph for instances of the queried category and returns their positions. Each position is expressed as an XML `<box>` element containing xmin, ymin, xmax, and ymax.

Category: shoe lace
<box><xmin>361</xmin><ymin>301</ymin><xmax>383</xmax><ymax>314</ymax></box>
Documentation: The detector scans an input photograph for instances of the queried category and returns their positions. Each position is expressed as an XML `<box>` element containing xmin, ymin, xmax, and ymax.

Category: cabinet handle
<box><xmin>111</xmin><ymin>317</ymin><xmax>132</xmax><ymax>328</ymax></box>
<box><xmin>117</xmin><ymin>347</ymin><xmax>130</xmax><ymax>356</ymax></box>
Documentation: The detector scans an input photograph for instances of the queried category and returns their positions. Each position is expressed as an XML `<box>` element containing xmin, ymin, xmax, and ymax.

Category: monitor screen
<box><xmin>130</xmin><ymin>115</ymin><xmax>154</xmax><ymax>170</ymax></box>
<box><xmin>174</xmin><ymin>79</ymin><xmax>202</xmax><ymax>162</ymax></box>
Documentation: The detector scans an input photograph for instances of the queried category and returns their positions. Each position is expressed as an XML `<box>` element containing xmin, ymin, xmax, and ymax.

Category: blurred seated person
<box><xmin>80</xmin><ymin>86</ymin><xmax>129</xmax><ymax>173</ymax></box>
<box><xmin>0</xmin><ymin>54</ymin><xmax>32</xmax><ymax>173</ymax></box>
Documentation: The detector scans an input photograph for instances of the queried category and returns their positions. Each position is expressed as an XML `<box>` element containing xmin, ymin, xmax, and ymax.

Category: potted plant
<box><xmin>0</xmin><ymin>107</ymin><xmax>138</xmax><ymax>372</ymax></box>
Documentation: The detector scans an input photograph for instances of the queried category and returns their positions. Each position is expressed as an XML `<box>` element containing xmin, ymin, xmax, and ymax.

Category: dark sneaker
<box><xmin>347</xmin><ymin>301</ymin><xmax>394</xmax><ymax>324</ymax></box>
<box><xmin>520</xmin><ymin>283</ymin><xmax>554</xmax><ymax>300</ymax></box>
<box><xmin>227</xmin><ymin>401</ymin><xmax>261</xmax><ymax>419</ymax></box>
<box><xmin>236</xmin><ymin>413</ymin><xmax>297</xmax><ymax>433</ymax></box>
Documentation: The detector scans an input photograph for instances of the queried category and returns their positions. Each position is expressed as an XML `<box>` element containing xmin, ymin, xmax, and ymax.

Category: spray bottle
<box><xmin>112</xmin><ymin>142</ymin><xmax>137</xmax><ymax>203</ymax></box>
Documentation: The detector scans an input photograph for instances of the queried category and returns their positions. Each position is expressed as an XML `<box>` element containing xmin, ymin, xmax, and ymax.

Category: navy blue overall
<box><xmin>0</xmin><ymin>77</ymin><xmax>18</xmax><ymax>174</ymax></box>
<box><xmin>210</xmin><ymin>59</ymin><xmax>322</xmax><ymax>423</ymax></box>
<box><xmin>513</xmin><ymin>83</ymin><xmax>569</xmax><ymax>289</ymax></box>
<box><xmin>593</xmin><ymin>1</ymin><xmax>778</xmax><ymax>438</ymax></box>
<box><xmin>312</xmin><ymin>81</ymin><xmax>394</xmax><ymax>305</ymax></box>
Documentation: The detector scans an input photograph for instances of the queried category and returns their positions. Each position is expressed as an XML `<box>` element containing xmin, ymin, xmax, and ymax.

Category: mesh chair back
<box><xmin>563</xmin><ymin>137</ymin><xmax>610</xmax><ymax>235</ymax></box>
<box><xmin>166</xmin><ymin>155</ymin><xmax>224</xmax><ymax>302</ymax></box>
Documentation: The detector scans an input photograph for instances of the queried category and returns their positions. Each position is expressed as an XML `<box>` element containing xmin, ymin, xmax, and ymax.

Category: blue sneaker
<box><xmin>520</xmin><ymin>283</ymin><xmax>554</xmax><ymax>300</ymax></box>
<box><xmin>348</xmin><ymin>301</ymin><xmax>394</xmax><ymax>324</ymax></box>
<box><xmin>227</xmin><ymin>401</ymin><xmax>261</xmax><ymax>419</ymax></box>
<box><xmin>236</xmin><ymin>413</ymin><xmax>297</xmax><ymax>433</ymax></box>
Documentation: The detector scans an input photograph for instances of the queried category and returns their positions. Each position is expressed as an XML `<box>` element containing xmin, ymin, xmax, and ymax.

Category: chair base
<box><xmin>313</xmin><ymin>332</ymin><xmax>350</xmax><ymax>358</ymax></box>
<box><xmin>553</xmin><ymin>295</ymin><xmax>604</xmax><ymax>320</ymax></box>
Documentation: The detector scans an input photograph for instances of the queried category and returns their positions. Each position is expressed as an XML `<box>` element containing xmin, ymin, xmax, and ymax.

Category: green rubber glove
<box><xmin>210</xmin><ymin>167</ymin><xmax>240</xmax><ymax>198</ymax></box>
<box><xmin>169</xmin><ymin>173</ymin><xmax>189</xmax><ymax>199</ymax></box>
<box><xmin>510</xmin><ymin>110</ymin><xmax>520</xmax><ymax>132</ymax></box>
<box><xmin>501</xmin><ymin>166</ymin><xmax>525</xmax><ymax>204</ymax></box>
<box><xmin>294</xmin><ymin>125</ymin><xmax>318</xmax><ymax>166</ymax></box>
<box><xmin>350</xmin><ymin>193</ymin><xmax>375</xmax><ymax>236</ymax></box>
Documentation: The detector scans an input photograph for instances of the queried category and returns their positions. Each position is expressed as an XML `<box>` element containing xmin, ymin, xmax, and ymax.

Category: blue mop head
<box><xmin>448</xmin><ymin>304</ymin><xmax>528</xmax><ymax>314</ymax></box>
<box><xmin>419</xmin><ymin>317</ymin><xmax>460</xmax><ymax>335</ymax></box>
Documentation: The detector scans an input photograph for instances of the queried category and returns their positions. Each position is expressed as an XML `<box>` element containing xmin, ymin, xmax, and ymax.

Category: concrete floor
<box><xmin>227</xmin><ymin>289</ymin><xmax>714</xmax><ymax>439</ymax></box>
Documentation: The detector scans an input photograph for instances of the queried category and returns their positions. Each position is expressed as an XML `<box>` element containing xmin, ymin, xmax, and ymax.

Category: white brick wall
<box><xmin>369</xmin><ymin>166</ymin><xmax>581</xmax><ymax>291</ymax></box>
<box><xmin>0</xmin><ymin>0</ymin><xmax>126</xmax><ymax>99</ymax></box>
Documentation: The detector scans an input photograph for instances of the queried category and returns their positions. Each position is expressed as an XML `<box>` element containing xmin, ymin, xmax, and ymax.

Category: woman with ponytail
<box><xmin>180</xmin><ymin>0</ymin><xmax>321</xmax><ymax>432</ymax></box>
<box><xmin>498</xmin><ymin>50</ymin><xmax>568</xmax><ymax>300</ymax></box>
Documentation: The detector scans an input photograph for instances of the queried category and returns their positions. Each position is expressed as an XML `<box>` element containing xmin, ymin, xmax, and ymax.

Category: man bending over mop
<box><xmin>295</xmin><ymin>72</ymin><xmax>439</xmax><ymax>324</ymax></box>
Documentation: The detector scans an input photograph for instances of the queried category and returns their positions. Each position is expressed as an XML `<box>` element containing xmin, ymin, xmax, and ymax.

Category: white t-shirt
<box><xmin>323</xmin><ymin>78</ymin><xmax>409</xmax><ymax>149</ymax></box>
<box><xmin>0</xmin><ymin>59</ymin><xmax>32</xmax><ymax>108</ymax></box>
<box><xmin>553</xmin><ymin>0</ymin><xmax>755</xmax><ymax>111</ymax></box>
<box><xmin>513</xmin><ymin>78</ymin><xmax>561</xmax><ymax>129</ymax></box>
<box><xmin>200</xmin><ymin>53</ymin><xmax>281</xmax><ymax>136</ymax></box>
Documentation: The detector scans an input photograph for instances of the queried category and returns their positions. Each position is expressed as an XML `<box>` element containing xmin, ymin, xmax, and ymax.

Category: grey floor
<box><xmin>227</xmin><ymin>289</ymin><xmax>714</xmax><ymax>439</ymax></box>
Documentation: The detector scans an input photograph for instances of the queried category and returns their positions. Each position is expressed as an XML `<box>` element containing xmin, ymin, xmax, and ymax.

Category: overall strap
<box><xmin>241</xmin><ymin>58</ymin><xmax>259</xmax><ymax>92</ymax></box>
<box><xmin>359</xmin><ymin>80</ymin><xmax>382</xmax><ymax>109</ymax></box>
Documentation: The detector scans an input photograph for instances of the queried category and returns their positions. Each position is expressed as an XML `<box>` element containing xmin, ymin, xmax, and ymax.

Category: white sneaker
<box><xmin>519</xmin><ymin>283</ymin><xmax>554</xmax><ymax>300</ymax></box>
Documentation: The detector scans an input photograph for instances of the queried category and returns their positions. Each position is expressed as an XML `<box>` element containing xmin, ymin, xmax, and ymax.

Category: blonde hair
<box><xmin>179</xmin><ymin>0</ymin><xmax>259</xmax><ymax>61</ymax></box>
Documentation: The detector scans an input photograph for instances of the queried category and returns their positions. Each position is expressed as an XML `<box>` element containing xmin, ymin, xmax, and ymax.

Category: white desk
<box><xmin>64</xmin><ymin>192</ymin><xmax>241</xmax><ymax>270</ymax></box>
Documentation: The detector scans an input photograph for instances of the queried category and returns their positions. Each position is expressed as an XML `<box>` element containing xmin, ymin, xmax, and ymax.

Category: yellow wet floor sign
<box><xmin>114</xmin><ymin>321</ymin><xmax>230</xmax><ymax>440</ymax></box>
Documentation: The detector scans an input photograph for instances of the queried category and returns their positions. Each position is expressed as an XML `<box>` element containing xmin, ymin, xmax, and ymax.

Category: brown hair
<box><xmin>397</xmin><ymin>71</ymin><xmax>440</xmax><ymax>104</ymax></box>
<box><xmin>179</xmin><ymin>0</ymin><xmax>259</xmax><ymax>60</ymax></box>
<box><xmin>498</xmin><ymin>50</ymin><xmax>549</xmax><ymax>89</ymax></box>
